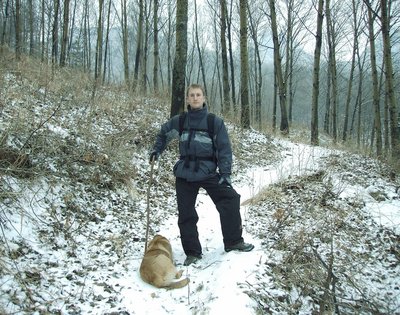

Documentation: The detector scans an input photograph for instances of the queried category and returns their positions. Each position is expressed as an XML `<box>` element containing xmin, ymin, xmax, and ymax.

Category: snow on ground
<box><xmin>1</xmin><ymin>135</ymin><xmax>399</xmax><ymax>314</ymax></box>
<box><xmin>98</xmin><ymin>140</ymin><xmax>333</xmax><ymax>315</ymax></box>
<box><xmin>1</xmin><ymin>68</ymin><xmax>399</xmax><ymax>314</ymax></box>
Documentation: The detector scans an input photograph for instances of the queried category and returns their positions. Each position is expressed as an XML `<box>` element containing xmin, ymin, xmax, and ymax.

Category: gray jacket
<box><xmin>152</xmin><ymin>105</ymin><xmax>232</xmax><ymax>182</ymax></box>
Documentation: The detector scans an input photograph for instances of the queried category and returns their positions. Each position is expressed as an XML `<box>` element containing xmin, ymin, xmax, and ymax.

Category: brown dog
<box><xmin>140</xmin><ymin>235</ymin><xmax>189</xmax><ymax>289</ymax></box>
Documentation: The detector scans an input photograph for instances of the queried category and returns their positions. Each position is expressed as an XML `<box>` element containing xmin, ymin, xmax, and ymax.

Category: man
<box><xmin>150</xmin><ymin>84</ymin><xmax>254</xmax><ymax>266</ymax></box>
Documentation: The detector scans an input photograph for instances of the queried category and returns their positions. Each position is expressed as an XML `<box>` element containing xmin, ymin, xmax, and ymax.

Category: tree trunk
<box><xmin>121</xmin><ymin>0</ymin><xmax>129</xmax><ymax>85</ymax></box>
<box><xmin>166</xmin><ymin>0</ymin><xmax>175</xmax><ymax>89</ymax></box>
<box><xmin>239</xmin><ymin>0</ymin><xmax>250</xmax><ymax>128</ymax></box>
<box><xmin>60</xmin><ymin>0</ymin><xmax>70</xmax><ymax>67</ymax></box>
<box><xmin>366</xmin><ymin>1</ymin><xmax>382</xmax><ymax>156</ymax></box>
<box><xmin>94</xmin><ymin>0</ymin><xmax>104</xmax><ymax>80</ymax></box>
<box><xmin>272</xmin><ymin>63</ymin><xmax>277</xmax><ymax>132</ymax></box>
<box><xmin>311</xmin><ymin>0</ymin><xmax>324</xmax><ymax>146</ymax></box>
<box><xmin>133</xmin><ymin>0</ymin><xmax>144</xmax><ymax>89</ymax></box>
<box><xmin>220</xmin><ymin>0</ymin><xmax>230</xmax><ymax>116</ymax></box>
<box><xmin>324</xmin><ymin>66</ymin><xmax>331</xmax><ymax>134</ymax></box>
<box><xmin>194</xmin><ymin>0</ymin><xmax>207</xmax><ymax>97</ymax></box>
<box><xmin>52</xmin><ymin>0</ymin><xmax>60</xmax><ymax>65</ymax></box>
<box><xmin>153</xmin><ymin>0</ymin><xmax>159</xmax><ymax>92</ymax></box>
<box><xmin>67</xmin><ymin>0</ymin><xmax>77</xmax><ymax>64</ymax></box>
<box><xmin>40</xmin><ymin>0</ymin><xmax>45</xmax><ymax>61</ymax></box>
<box><xmin>227</xmin><ymin>1</ymin><xmax>236</xmax><ymax>112</ymax></box>
<box><xmin>15</xmin><ymin>0</ymin><xmax>21</xmax><ymax>60</ymax></box>
<box><xmin>170</xmin><ymin>0</ymin><xmax>188</xmax><ymax>117</ymax></box>
<box><xmin>28</xmin><ymin>0</ymin><xmax>34</xmax><ymax>55</ymax></box>
<box><xmin>326</xmin><ymin>0</ymin><xmax>337</xmax><ymax>142</ymax></box>
<box><xmin>141</xmin><ymin>1</ymin><xmax>150</xmax><ymax>93</ymax></box>
<box><xmin>102</xmin><ymin>0</ymin><xmax>112</xmax><ymax>83</ymax></box>
<box><xmin>343</xmin><ymin>0</ymin><xmax>360</xmax><ymax>142</ymax></box>
<box><xmin>284</xmin><ymin>0</ymin><xmax>293</xmax><ymax>125</ymax></box>
<box><xmin>380</xmin><ymin>0</ymin><xmax>399</xmax><ymax>161</ymax></box>
<box><xmin>270</xmin><ymin>0</ymin><xmax>288</xmax><ymax>134</ymax></box>
<box><xmin>248</xmin><ymin>4</ymin><xmax>262</xmax><ymax>129</ymax></box>
<box><xmin>83</xmin><ymin>0</ymin><xmax>91</xmax><ymax>72</ymax></box>
<box><xmin>1</xmin><ymin>0</ymin><xmax>10</xmax><ymax>47</ymax></box>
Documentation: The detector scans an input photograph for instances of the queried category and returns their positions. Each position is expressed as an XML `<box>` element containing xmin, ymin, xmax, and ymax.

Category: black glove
<box><xmin>218</xmin><ymin>174</ymin><xmax>232</xmax><ymax>186</ymax></box>
<box><xmin>149</xmin><ymin>150</ymin><xmax>159</xmax><ymax>162</ymax></box>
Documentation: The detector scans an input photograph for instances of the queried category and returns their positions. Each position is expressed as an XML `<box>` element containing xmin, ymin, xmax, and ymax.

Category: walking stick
<box><xmin>144</xmin><ymin>158</ymin><xmax>155</xmax><ymax>253</ymax></box>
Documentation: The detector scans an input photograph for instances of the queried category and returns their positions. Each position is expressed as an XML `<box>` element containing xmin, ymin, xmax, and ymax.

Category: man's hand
<box><xmin>218</xmin><ymin>174</ymin><xmax>232</xmax><ymax>186</ymax></box>
<box><xmin>149</xmin><ymin>151</ymin><xmax>159</xmax><ymax>162</ymax></box>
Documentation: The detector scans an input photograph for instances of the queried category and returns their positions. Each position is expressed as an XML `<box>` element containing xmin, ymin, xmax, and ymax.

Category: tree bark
<box><xmin>270</xmin><ymin>0</ymin><xmax>289</xmax><ymax>134</ymax></box>
<box><xmin>60</xmin><ymin>0</ymin><xmax>70</xmax><ymax>67</ymax></box>
<box><xmin>153</xmin><ymin>0</ymin><xmax>159</xmax><ymax>92</ymax></box>
<box><xmin>220</xmin><ymin>0</ymin><xmax>230</xmax><ymax>116</ymax></box>
<box><xmin>380</xmin><ymin>0</ymin><xmax>399</xmax><ymax>161</ymax></box>
<box><xmin>28</xmin><ymin>0</ymin><xmax>34</xmax><ymax>55</ymax></box>
<box><xmin>366</xmin><ymin>0</ymin><xmax>382</xmax><ymax>156</ymax></box>
<box><xmin>343</xmin><ymin>0</ymin><xmax>360</xmax><ymax>142</ymax></box>
<box><xmin>133</xmin><ymin>0</ymin><xmax>144</xmax><ymax>89</ymax></box>
<box><xmin>239</xmin><ymin>0</ymin><xmax>250</xmax><ymax>128</ymax></box>
<box><xmin>103</xmin><ymin>0</ymin><xmax>112</xmax><ymax>83</ymax></box>
<box><xmin>248</xmin><ymin>4</ymin><xmax>262</xmax><ymax>129</ymax></box>
<box><xmin>170</xmin><ymin>0</ymin><xmax>188</xmax><ymax>117</ymax></box>
<box><xmin>311</xmin><ymin>0</ymin><xmax>324</xmax><ymax>146</ymax></box>
<box><xmin>326</xmin><ymin>0</ymin><xmax>337</xmax><ymax>142</ymax></box>
<box><xmin>194</xmin><ymin>0</ymin><xmax>207</xmax><ymax>97</ymax></box>
<box><xmin>15</xmin><ymin>0</ymin><xmax>21</xmax><ymax>60</ymax></box>
<box><xmin>52</xmin><ymin>0</ymin><xmax>60</xmax><ymax>65</ymax></box>
<box><xmin>121</xmin><ymin>0</ymin><xmax>129</xmax><ymax>85</ymax></box>
<box><xmin>227</xmin><ymin>1</ymin><xmax>236</xmax><ymax>111</ymax></box>
<box><xmin>94</xmin><ymin>0</ymin><xmax>104</xmax><ymax>80</ymax></box>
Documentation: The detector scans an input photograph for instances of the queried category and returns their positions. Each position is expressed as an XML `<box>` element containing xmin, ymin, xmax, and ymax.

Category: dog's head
<box><xmin>148</xmin><ymin>234</ymin><xmax>169</xmax><ymax>249</ymax></box>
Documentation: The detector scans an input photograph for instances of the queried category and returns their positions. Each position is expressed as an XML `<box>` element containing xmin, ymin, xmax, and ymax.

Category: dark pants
<box><xmin>175</xmin><ymin>175</ymin><xmax>243</xmax><ymax>256</ymax></box>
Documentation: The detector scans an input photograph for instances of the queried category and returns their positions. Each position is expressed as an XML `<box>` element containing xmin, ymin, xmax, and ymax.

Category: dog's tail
<box><xmin>167</xmin><ymin>277</ymin><xmax>190</xmax><ymax>289</ymax></box>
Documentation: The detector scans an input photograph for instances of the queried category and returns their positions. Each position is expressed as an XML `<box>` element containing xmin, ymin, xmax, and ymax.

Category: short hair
<box><xmin>186</xmin><ymin>84</ymin><xmax>205</xmax><ymax>97</ymax></box>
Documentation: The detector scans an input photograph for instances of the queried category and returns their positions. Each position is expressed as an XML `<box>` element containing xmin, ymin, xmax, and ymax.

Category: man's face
<box><xmin>187</xmin><ymin>88</ymin><xmax>205</xmax><ymax>110</ymax></box>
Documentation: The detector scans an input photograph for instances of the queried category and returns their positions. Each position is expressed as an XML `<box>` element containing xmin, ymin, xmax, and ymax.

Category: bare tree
<box><xmin>248</xmin><ymin>2</ymin><xmax>263</xmax><ymax>129</ymax></box>
<box><xmin>40</xmin><ymin>0</ymin><xmax>45</xmax><ymax>61</ymax></box>
<box><xmin>343</xmin><ymin>0</ymin><xmax>362</xmax><ymax>142</ymax></box>
<box><xmin>153</xmin><ymin>0</ymin><xmax>159</xmax><ymax>92</ymax></box>
<box><xmin>311</xmin><ymin>0</ymin><xmax>324</xmax><ymax>146</ymax></box>
<box><xmin>133</xmin><ymin>0</ymin><xmax>144</xmax><ymax>89</ymax></box>
<box><xmin>15</xmin><ymin>0</ymin><xmax>21</xmax><ymax>60</ymax></box>
<box><xmin>240</xmin><ymin>0</ymin><xmax>250</xmax><ymax>128</ymax></box>
<box><xmin>103</xmin><ymin>0</ymin><xmax>112</xmax><ymax>83</ymax></box>
<box><xmin>94</xmin><ymin>0</ymin><xmax>104</xmax><ymax>80</ymax></box>
<box><xmin>194</xmin><ymin>0</ymin><xmax>208</xmax><ymax>98</ymax></box>
<box><xmin>83</xmin><ymin>0</ymin><xmax>92</xmax><ymax>72</ymax></box>
<box><xmin>269</xmin><ymin>0</ymin><xmax>289</xmax><ymax>133</ymax></box>
<box><xmin>120</xmin><ymin>0</ymin><xmax>129</xmax><ymax>85</ymax></box>
<box><xmin>141</xmin><ymin>1</ymin><xmax>151</xmax><ymax>93</ymax></box>
<box><xmin>28</xmin><ymin>0</ymin><xmax>34</xmax><ymax>55</ymax></box>
<box><xmin>220</xmin><ymin>0</ymin><xmax>230</xmax><ymax>116</ymax></box>
<box><xmin>325</xmin><ymin>0</ymin><xmax>338</xmax><ymax>142</ymax></box>
<box><xmin>52</xmin><ymin>0</ymin><xmax>60</xmax><ymax>65</ymax></box>
<box><xmin>1</xmin><ymin>0</ymin><xmax>11</xmax><ymax>47</ymax></box>
<box><xmin>60</xmin><ymin>0</ymin><xmax>70</xmax><ymax>67</ymax></box>
<box><xmin>380</xmin><ymin>0</ymin><xmax>399</xmax><ymax>161</ymax></box>
<box><xmin>365</xmin><ymin>0</ymin><xmax>382</xmax><ymax>156</ymax></box>
<box><xmin>170</xmin><ymin>0</ymin><xmax>188</xmax><ymax>117</ymax></box>
<box><xmin>227</xmin><ymin>1</ymin><xmax>237</xmax><ymax>112</ymax></box>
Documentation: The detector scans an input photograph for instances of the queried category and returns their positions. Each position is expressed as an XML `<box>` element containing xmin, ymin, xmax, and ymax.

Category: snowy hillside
<box><xmin>1</xmin><ymin>60</ymin><xmax>399</xmax><ymax>314</ymax></box>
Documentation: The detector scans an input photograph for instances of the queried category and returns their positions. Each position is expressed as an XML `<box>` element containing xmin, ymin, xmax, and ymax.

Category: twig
<box><xmin>144</xmin><ymin>159</ymin><xmax>155</xmax><ymax>253</ymax></box>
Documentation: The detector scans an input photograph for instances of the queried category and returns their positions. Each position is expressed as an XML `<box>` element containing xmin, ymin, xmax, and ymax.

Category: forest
<box><xmin>1</xmin><ymin>0</ymin><xmax>399</xmax><ymax>164</ymax></box>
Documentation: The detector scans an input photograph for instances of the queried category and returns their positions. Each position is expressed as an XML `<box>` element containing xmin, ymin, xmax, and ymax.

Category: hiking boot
<box><xmin>225</xmin><ymin>241</ymin><xmax>254</xmax><ymax>253</ymax></box>
<box><xmin>183</xmin><ymin>255</ymin><xmax>202</xmax><ymax>266</ymax></box>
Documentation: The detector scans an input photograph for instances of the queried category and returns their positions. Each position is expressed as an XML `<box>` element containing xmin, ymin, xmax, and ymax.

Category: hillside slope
<box><xmin>1</xmin><ymin>57</ymin><xmax>399</xmax><ymax>314</ymax></box>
